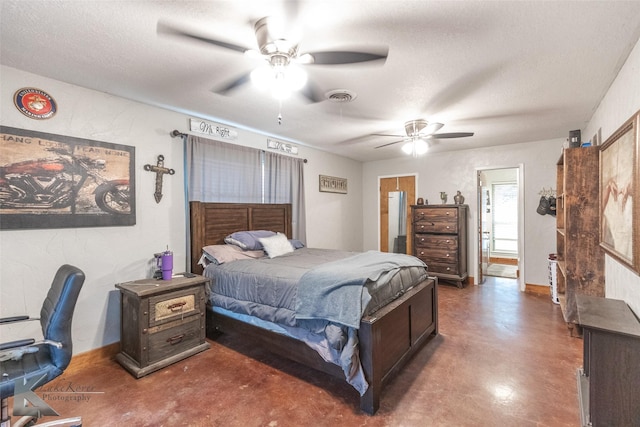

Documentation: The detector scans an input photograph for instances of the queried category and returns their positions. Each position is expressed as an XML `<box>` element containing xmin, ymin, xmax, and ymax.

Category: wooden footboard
<box><xmin>359</xmin><ymin>277</ymin><xmax>438</xmax><ymax>414</ymax></box>
<box><xmin>206</xmin><ymin>277</ymin><xmax>438</xmax><ymax>415</ymax></box>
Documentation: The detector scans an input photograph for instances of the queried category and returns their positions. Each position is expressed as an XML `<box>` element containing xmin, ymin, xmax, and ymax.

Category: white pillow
<box><xmin>259</xmin><ymin>233</ymin><xmax>294</xmax><ymax>258</ymax></box>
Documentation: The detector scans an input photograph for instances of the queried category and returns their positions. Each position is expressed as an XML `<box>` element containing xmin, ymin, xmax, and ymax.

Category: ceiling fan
<box><xmin>374</xmin><ymin>119</ymin><xmax>474</xmax><ymax>155</ymax></box>
<box><xmin>157</xmin><ymin>16</ymin><xmax>388</xmax><ymax>102</ymax></box>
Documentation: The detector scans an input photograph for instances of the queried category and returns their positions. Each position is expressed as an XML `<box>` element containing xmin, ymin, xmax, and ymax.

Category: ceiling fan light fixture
<box><xmin>250</xmin><ymin>62</ymin><xmax>307</xmax><ymax>99</ymax></box>
<box><xmin>402</xmin><ymin>139</ymin><xmax>429</xmax><ymax>156</ymax></box>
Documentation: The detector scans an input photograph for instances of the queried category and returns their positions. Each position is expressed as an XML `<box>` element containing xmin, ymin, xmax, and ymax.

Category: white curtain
<box><xmin>187</xmin><ymin>135</ymin><xmax>262</xmax><ymax>203</ymax></box>
<box><xmin>264</xmin><ymin>151</ymin><xmax>306</xmax><ymax>242</ymax></box>
<box><xmin>186</xmin><ymin>135</ymin><xmax>306</xmax><ymax>242</ymax></box>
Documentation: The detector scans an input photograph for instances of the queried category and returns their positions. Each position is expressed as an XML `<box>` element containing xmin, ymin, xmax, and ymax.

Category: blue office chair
<box><xmin>0</xmin><ymin>265</ymin><xmax>84</xmax><ymax>427</ymax></box>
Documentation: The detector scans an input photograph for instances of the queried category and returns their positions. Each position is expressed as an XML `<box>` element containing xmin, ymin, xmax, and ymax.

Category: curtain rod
<box><xmin>172</xmin><ymin>129</ymin><xmax>308</xmax><ymax>163</ymax></box>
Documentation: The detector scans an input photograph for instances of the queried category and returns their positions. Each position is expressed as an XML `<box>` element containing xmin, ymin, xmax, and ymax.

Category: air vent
<box><xmin>325</xmin><ymin>89</ymin><xmax>357</xmax><ymax>103</ymax></box>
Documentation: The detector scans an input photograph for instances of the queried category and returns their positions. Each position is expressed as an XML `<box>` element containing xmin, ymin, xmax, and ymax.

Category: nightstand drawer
<box><xmin>149</xmin><ymin>287</ymin><xmax>203</xmax><ymax>327</ymax></box>
<box><xmin>148</xmin><ymin>316</ymin><xmax>202</xmax><ymax>363</ymax></box>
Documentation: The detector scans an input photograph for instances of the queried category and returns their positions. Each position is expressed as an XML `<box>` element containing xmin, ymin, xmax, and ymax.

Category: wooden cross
<box><xmin>144</xmin><ymin>155</ymin><xmax>175</xmax><ymax>203</ymax></box>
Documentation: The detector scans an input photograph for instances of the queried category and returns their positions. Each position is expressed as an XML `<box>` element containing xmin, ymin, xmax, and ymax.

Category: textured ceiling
<box><xmin>2</xmin><ymin>1</ymin><xmax>640</xmax><ymax>161</ymax></box>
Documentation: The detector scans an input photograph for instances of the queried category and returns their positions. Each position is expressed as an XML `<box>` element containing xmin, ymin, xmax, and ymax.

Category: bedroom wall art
<box><xmin>319</xmin><ymin>175</ymin><xmax>347</xmax><ymax>194</ymax></box>
<box><xmin>599</xmin><ymin>110</ymin><xmax>640</xmax><ymax>273</ymax></box>
<box><xmin>0</xmin><ymin>126</ymin><xmax>135</xmax><ymax>229</ymax></box>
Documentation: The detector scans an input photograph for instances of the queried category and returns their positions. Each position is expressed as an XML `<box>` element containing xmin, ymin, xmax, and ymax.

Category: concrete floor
<box><xmin>28</xmin><ymin>276</ymin><xmax>582</xmax><ymax>426</ymax></box>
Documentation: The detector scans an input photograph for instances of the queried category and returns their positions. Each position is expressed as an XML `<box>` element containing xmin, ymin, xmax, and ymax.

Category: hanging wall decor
<box><xmin>0</xmin><ymin>126</ymin><xmax>135</xmax><ymax>229</ymax></box>
<box><xmin>599</xmin><ymin>110</ymin><xmax>640</xmax><ymax>273</ymax></box>
<box><xmin>13</xmin><ymin>87</ymin><xmax>57</xmax><ymax>120</ymax></box>
<box><xmin>144</xmin><ymin>154</ymin><xmax>175</xmax><ymax>203</ymax></box>
<box><xmin>319</xmin><ymin>175</ymin><xmax>347</xmax><ymax>194</ymax></box>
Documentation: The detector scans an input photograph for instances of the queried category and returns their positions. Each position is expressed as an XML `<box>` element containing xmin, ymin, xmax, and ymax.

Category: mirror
<box><xmin>388</xmin><ymin>191</ymin><xmax>407</xmax><ymax>253</ymax></box>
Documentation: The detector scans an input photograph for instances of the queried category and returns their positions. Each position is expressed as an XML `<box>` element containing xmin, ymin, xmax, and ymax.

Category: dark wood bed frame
<box><xmin>190</xmin><ymin>201</ymin><xmax>439</xmax><ymax>414</ymax></box>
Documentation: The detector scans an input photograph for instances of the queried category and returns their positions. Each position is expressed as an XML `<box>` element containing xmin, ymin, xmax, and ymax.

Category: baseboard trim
<box><xmin>525</xmin><ymin>283</ymin><xmax>550</xmax><ymax>296</ymax></box>
<box><xmin>489</xmin><ymin>257</ymin><xmax>519</xmax><ymax>266</ymax></box>
<box><xmin>67</xmin><ymin>342</ymin><xmax>120</xmax><ymax>374</ymax></box>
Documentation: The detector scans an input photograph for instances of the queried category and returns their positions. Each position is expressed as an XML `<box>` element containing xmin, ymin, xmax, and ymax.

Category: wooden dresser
<box><xmin>412</xmin><ymin>204</ymin><xmax>468</xmax><ymax>287</ymax></box>
<box><xmin>115</xmin><ymin>275</ymin><xmax>210</xmax><ymax>378</ymax></box>
<box><xmin>576</xmin><ymin>295</ymin><xmax>640</xmax><ymax>426</ymax></box>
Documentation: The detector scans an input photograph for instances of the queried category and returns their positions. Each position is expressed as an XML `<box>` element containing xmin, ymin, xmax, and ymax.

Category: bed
<box><xmin>190</xmin><ymin>201</ymin><xmax>438</xmax><ymax>414</ymax></box>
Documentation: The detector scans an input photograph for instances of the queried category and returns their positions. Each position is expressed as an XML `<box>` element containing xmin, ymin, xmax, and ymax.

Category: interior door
<box><xmin>380</xmin><ymin>176</ymin><xmax>416</xmax><ymax>254</ymax></box>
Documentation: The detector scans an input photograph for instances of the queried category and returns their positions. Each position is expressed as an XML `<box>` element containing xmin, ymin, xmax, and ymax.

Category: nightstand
<box><xmin>115</xmin><ymin>275</ymin><xmax>210</xmax><ymax>378</ymax></box>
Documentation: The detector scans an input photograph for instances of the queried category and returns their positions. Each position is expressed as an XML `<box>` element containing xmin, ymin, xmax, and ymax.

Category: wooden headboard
<box><xmin>189</xmin><ymin>202</ymin><xmax>292</xmax><ymax>274</ymax></box>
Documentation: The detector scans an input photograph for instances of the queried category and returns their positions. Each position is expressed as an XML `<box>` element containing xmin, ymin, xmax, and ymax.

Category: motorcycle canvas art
<box><xmin>0</xmin><ymin>126</ymin><xmax>135</xmax><ymax>229</ymax></box>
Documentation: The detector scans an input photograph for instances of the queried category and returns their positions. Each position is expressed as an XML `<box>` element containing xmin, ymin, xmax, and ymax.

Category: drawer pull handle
<box><xmin>167</xmin><ymin>302</ymin><xmax>186</xmax><ymax>312</ymax></box>
<box><xmin>446</xmin><ymin>254</ymin><xmax>450</xmax><ymax>257</ymax></box>
<box><xmin>446</xmin><ymin>267</ymin><xmax>451</xmax><ymax>271</ymax></box>
<box><xmin>167</xmin><ymin>334</ymin><xmax>185</xmax><ymax>345</ymax></box>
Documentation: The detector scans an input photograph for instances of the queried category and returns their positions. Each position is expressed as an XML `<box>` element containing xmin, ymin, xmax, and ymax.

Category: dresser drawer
<box><xmin>418</xmin><ymin>248</ymin><xmax>459</xmax><ymax>264</ymax></box>
<box><xmin>427</xmin><ymin>261</ymin><xmax>460</xmax><ymax>276</ymax></box>
<box><xmin>149</xmin><ymin>287</ymin><xmax>204</xmax><ymax>327</ymax></box>
<box><xmin>413</xmin><ymin>207</ymin><xmax>459</xmax><ymax>221</ymax></box>
<box><xmin>414</xmin><ymin>217</ymin><xmax>458</xmax><ymax>233</ymax></box>
<box><xmin>414</xmin><ymin>234</ymin><xmax>458</xmax><ymax>250</ymax></box>
<box><xmin>148</xmin><ymin>316</ymin><xmax>202</xmax><ymax>363</ymax></box>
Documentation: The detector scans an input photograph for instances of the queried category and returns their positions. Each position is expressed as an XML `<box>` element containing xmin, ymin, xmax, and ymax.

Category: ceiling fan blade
<box><xmin>157</xmin><ymin>21</ymin><xmax>250</xmax><ymax>54</ymax></box>
<box><xmin>375</xmin><ymin>139</ymin><xmax>406</xmax><ymax>149</ymax></box>
<box><xmin>303</xmin><ymin>49</ymin><xmax>388</xmax><ymax>65</ymax></box>
<box><xmin>213</xmin><ymin>73</ymin><xmax>252</xmax><ymax>95</ymax></box>
<box><xmin>371</xmin><ymin>133</ymin><xmax>405</xmax><ymax>137</ymax></box>
<box><xmin>431</xmin><ymin>132</ymin><xmax>475</xmax><ymax>139</ymax></box>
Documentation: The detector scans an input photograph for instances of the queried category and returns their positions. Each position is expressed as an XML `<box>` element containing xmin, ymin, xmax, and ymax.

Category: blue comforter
<box><xmin>295</xmin><ymin>251</ymin><xmax>427</xmax><ymax>329</ymax></box>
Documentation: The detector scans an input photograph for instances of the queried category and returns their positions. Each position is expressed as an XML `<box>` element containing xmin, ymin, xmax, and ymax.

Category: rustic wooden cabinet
<box><xmin>115</xmin><ymin>275</ymin><xmax>210</xmax><ymax>378</ymax></box>
<box><xmin>412</xmin><ymin>204</ymin><xmax>468</xmax><ymax>288</ymax></box>
<box><xmin>556</xmin><ymin>147</ymin><xmax>604</xmax><ymax>333</ymax></box>
<box><xmin>576</xmin><ymin>295</ymin><xmax>640</xmax><ymax>426</ymax></box>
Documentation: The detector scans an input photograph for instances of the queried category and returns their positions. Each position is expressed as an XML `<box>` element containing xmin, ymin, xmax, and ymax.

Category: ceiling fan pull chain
<box><xmin>278</xmin><ymin>100</ymin><xmax>283</xmax><ymax>125</ymax></box>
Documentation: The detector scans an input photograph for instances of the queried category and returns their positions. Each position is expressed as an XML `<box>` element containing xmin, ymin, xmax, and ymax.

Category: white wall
<box><xmin>0</xmin><ymin>66</ymin><xmax>363</xmax><ymax>354</ymax></box>
<box><xmin>583</xmin><ymin>37</ymin><xmax>640</xmax><ymax>314</ymax></box>
<box><xmin>362</xmin><ymin>138</ymin><xmax>562</xmax><ymax>287</ymax></box>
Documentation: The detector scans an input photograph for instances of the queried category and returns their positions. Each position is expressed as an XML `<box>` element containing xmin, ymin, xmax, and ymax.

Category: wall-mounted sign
<box><xmin>267</xmin><ymin>138</ymin><xmax>298</xmax><ymax>155</ymax></box>
<box><xmin>13</xmin><ymin>87</ymin><xmax>57</xmax><ymax>120</ymax></box>
<box><xmin>319</xmin><ymin>175</ymin><xmax>347</xmax><ymax>194</ymax></box>
<box><xmin>189</xmin><ymin>118</ymin><xmax>237</xmax><ymax>140</ymax></box>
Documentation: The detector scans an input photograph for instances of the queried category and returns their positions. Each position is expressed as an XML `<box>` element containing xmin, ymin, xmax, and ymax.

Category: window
<box><xmin>492</xmin><ymin>182</ymin><xmax>518</xmax><ymax>254</ymax></box>
<box><xmin>186</xmin><ymin>135</ymin><xmax>306</xmax><ymax>241</ymax></box>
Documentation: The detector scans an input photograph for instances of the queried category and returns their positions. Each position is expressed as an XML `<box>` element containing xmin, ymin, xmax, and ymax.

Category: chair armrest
<box><xmin>0</xmin><ymin>315</ymin><xmax>30</xmax><ymax>324</ymax></box>
<box><xmin>0</xmin><ymin>338</ymin><xmax>35</xmax><ymax>351</ymax></box>
<box><xmin>0</xmin><ymin>339</ymin><xmax>63</xmax><ymax>362</ymax></box>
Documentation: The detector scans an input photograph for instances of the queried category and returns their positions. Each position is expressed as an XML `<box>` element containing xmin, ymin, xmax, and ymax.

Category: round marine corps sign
<box><xmin>13</xmin><ymin>87</ymin><xmax>57</xmax><ymax>119</ymax></box>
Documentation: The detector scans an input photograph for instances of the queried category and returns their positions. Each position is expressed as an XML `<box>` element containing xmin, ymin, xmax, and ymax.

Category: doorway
<box><xmin>379</xmin><ymin>175</ymin><xmax>416</xmax><ymax>254</ymax></box>
<box><xmin>477</xmin><ymin>167</ymin><xmax>524</xmax><ymax>289</ymax></box>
